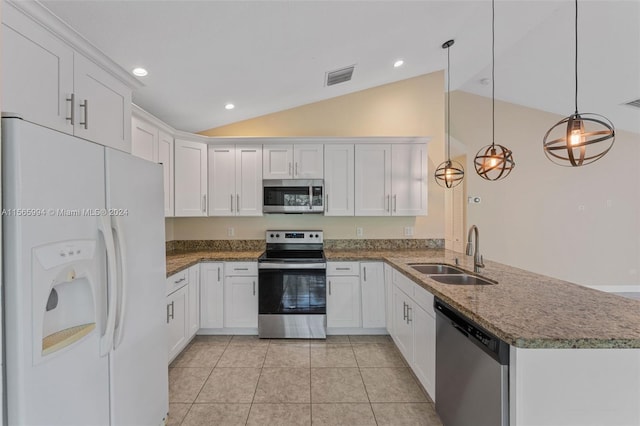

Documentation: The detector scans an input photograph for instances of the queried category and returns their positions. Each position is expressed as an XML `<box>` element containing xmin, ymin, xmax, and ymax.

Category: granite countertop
<box><xmin>166</xmin><ymin>248</ymin><xmax>640</xmax><ymax>349</ymax></box>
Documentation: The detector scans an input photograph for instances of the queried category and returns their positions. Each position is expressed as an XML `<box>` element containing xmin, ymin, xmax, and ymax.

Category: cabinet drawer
<box><xmin>327</xmin><ymin>261</ymin><xmax>360</xmax><ymax>276</ymax></box>
<box><xmin>413</xmin><ymin>284</ymin><xmax>434</xmax><ymax>315</ymax></box>
<box><xmin>225</xmin><ymin>262</ymin><xmax>258</xmax><ymax>276</ymax></box>
<box><xmin>167</xmin><ymin>269</ymin><xmax>189</xmax><ymax>295</ymax></box>
<box><xmin>392</xmin><ymin>269</ymin><xmax>414</xmax><ymax>298</ymax></box>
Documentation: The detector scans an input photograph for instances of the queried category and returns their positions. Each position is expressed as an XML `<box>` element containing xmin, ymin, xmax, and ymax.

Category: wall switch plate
<box><xmin>356</xmin><ymin>227</ymin><xmax>363</xmax><ymax>237</ymax></box>
<box><xmin>404</xmin><ymin>226</ymin><xmax>414</xmax><ymax>237</ymax></box>
<box><xmin>227</xmin><ymin>227</ymin><xmax>235</xmax><ymax>237</ymax></box>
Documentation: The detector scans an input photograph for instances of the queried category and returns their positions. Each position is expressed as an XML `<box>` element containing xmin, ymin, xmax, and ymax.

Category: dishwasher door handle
<box><xmin>452</xmin><ymin>321</ymin><xmax>468</xmax><ymax>337</ymax></box>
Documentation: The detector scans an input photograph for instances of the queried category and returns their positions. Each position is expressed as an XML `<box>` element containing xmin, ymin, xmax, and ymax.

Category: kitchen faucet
<box><xmin>466</xmin><ymin>225</ymin><xmax>485</xmax><ymax>273</ymax></box>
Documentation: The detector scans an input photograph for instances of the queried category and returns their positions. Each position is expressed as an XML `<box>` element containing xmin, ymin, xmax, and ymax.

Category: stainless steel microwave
<box><xmin>263</xmin><ymin>179</ymin><xmax>324</xmax><ymax>214</ymax></box>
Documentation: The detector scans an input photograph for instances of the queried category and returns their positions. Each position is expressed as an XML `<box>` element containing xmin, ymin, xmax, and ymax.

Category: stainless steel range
<box><xmin>258</xmin><ymin>230</ymin><xmax>326</xmax><ymax>339</ymax></box>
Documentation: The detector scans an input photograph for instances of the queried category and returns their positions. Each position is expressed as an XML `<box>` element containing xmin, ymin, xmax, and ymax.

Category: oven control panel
<box><xmin>265</xmin><ymin>230</ymin><xmax>323</xmax><ymax>244</ymax></box>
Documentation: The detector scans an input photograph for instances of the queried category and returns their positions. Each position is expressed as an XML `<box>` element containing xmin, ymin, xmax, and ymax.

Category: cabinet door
<box><xmin>354</xmin><ymin>144</ymin><xmax>391</xmax><ymax>216</ymax></box>
<box><xmin>223</xmin><ymin>276</ymin><xmax>258</xmax><ymax>328</ymax></box>
<box><xmin>73</xmin><ymin>54</ymin><xmax>132</xmax><ymax>152</ymax></box>
<box><xmin>1</xmin><ymin>3</ymin><xmax>74</xmax><ymax>134</ymax></box>
<box><xmin>392</xmin><ymin>286</ymin><xmax>413</xmax><ymax>362</ymax></box>
<box><xmin>293</xmin><ymin>144</ymin><xmax>323</xmax><ymax>179</ymax></box>
<box><xmin>361</xmin><ymin>262</ymin><xmax>386</xmax><ymax>328</ymax></box>
<box><xmin>236</xmin><ymin>146</ymin><xmax>263</xmax><ymax>216</ymax></box>
<box><xmin>413</xmin><ymin>305</ymin><xmax>436</xmax><ymax>400</ymax></box>
<box><xmin>175</xmin><ymin>139</ymin><xmax>208</xmax><ymax>217</ymax></box>
<box><xmin>200</xmin><ymin>263</ymin><xmax>224</xmax><ymax>329</ymax></box>
<box><xmin>187</xmin><ymin>266</ymin><xmax>200</xmax><ymax>339</ymax></box>
<box><xmin>167</xmin><ymin>285</ymin><xmax>188</xmax><ymax>362</ymax></box>
<box><xmin>131</xmin><ymin>117</ymin><xmax>158</xmax><ymax>162</ymax></box>
<box><xmin>208</xmin><ymin>146</ymin><xmax>236</xmax><ymax>216</ymax></box>
<box><xmin>324</xmin><ymin>144</ymin><xmax>354</xmax><ymax>216</ymax></box>
<box><xmin>392</xmin><ymin>144</ymin><xmax>427</xmax><ymax>216</ymax></box>
<box><xmin>384</xmin><ymin>264</ymin><xmax>393</xmax><ymax>334</ymax></box>
<box><xmin>158</xmin><ymin>130</ymin><xmax>175</xmax><ymax>217</ymax></box>
<box><xmin>327</xmin><ymin>276</ymin><xmax>361</xmax><ymax>328</ymax></box>
<box><xmin>263</xmin><ymin>145</ymin><xmax>293</xmax><ymax>179</ymax></box>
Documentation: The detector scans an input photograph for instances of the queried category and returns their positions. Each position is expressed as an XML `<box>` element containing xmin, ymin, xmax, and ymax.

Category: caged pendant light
<box><xmin>435</xmin><ymin>39</ymin><xmax>464</xmax><ymax>189</ymax></box>
<box><xmin>542</xmin><ymin>0</ymin><xmax>614</xmax><ymax>166</ymax></box>
<box><xmin>474</xmin><ymin>0</ymin><xmax>515</xmax><ymax>181</ymax></box>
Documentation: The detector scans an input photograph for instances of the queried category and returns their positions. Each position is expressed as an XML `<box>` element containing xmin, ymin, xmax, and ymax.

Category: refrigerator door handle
<box><xmin>98</xmin><ymin>214</ymin><xmax>118</xmax><ymax>357</ymax></box>
<box><xmin>112</xmin><ymin>216</ymin><xmax>127</xmax><ymax>349</ymax></box>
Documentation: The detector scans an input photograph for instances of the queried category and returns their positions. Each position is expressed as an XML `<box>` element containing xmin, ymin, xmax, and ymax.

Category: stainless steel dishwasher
<box><xmin>434</xmin><ymin>299</ymin><xmax>509</xmax><ymax>426</ymax></box>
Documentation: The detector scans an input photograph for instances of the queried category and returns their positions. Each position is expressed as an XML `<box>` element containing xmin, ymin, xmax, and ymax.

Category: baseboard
<box><xmin>197</xmin><ymin>327</ymin><xmax>390</xmax><ymax>336</ymax></box>
<box><xmin>326</xmin><ymin>327</ymin><xmax>389</xmax><ymax>335</ymax></box>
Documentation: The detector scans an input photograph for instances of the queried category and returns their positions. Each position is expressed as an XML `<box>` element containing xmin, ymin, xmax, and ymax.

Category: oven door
<box><xmin>258</xmin><ymin>263</ymin><xmax>327</xmax><ymax>338</ymax></box>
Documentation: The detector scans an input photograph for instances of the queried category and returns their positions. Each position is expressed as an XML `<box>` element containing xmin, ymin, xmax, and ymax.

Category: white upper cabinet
<box><xmin>174</xmin><ymin>139</ymin><xmax>208</xmax><ymax>217</ymax></box>
<box><xmin>263</xmin><ymin>144</ymin><xmax>323</xmax><ymax>179</ymax></box>
<box><xmin>354</xmin><ymin>144</ymin><xmax>392</xmax><ymax>216</ymax></box>
<box><xmin>324</xmin><ymin>144</ymin><xmax>354</xmax><ymax>216</ymax></box>
<box><xmin>132</xmin><ymin>117</ymin><xmax>158</xmax><ymax>162</ymax></box>
<box><xmin>2</xmin><ymin>4</ymin><xmax>74</xmax><ymax>134</ymax></box>
<box><xmin>209</xmin><ymin>145</ymin><xmax>262</xmax><ymax>216</ymax></box>
<box><xmin>158</xmin><ymin>131</ymin><xmax>175</xmax><ymax>217</ymax></box>
<box><xmin>391</xmin><ymin>144</ymin><xmax>427</xmax><ymax>216</ymax></box>
<box><xmin>2</xmin><ymin>2</ymin><xmax>133</xmax><ymax>152</ymax></box>
<box><xmin>355</xmin><ymin>143</ymin><xmax>427</xmax><ymax>216</ymax></box>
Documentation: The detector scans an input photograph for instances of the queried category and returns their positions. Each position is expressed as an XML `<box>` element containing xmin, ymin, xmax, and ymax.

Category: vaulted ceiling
<box><xmin>40</xmin><ymin>0</ymin><xmax>640</xmax><ymax>134</ymax></box>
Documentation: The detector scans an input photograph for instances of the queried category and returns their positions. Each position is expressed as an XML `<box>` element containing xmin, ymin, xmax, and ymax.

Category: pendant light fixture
<box><xmin>474</xmin><ymin>0</ymin><xmax>515</xmax><ymax>181</ymax></box>
<box><xmin>542</xmin><ymin>0</ymin><xmax>614</xmax><ymax>166</ymax></box>
<box><xmin>435</xmin><ymin>39</ymin><xmax>464</xmax><ymax>189</ymax></box>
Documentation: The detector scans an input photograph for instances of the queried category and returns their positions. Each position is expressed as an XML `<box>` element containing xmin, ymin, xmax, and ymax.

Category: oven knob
<box><xmin>275</xmin><ymin>234</ymin><xmax>280</xmax><ymax>238</ymax></box>
<box><xmin>315</xmin><ymin>234</ymin><xmax>319</xmax><ymax>238</ymax></box>
<box><xmin>309</xmin><ymin>233</ymin><xmax>313</xmax><ymax>238</ymax></box>
<box><xmin>270</xmin><ymin>234</ymin><xmax>274</xmax><ymax>238</ymax></box>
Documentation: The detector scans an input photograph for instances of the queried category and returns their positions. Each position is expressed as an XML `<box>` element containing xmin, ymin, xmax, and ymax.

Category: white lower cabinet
<box><xmin>187</xmin><ymin>266</ymin><xmax>200</xmax><ymax>339</ymax></box>
<box><xmin>327</xmin><ymin>262</ymin><xmax>361</xmax><ymax>329</ymax></box>
<box><xmin>361</xmin><ymin>262</ymin><xmax>385</xmax><ymax>328</ymax></box>
<box><xmin>384</xmin><ymin>263</ymin><xmax>393</xmax><ymax>334</ymax></box>
<box><xmin>392</xmin><ymin>285</ymin><xmax>414</xmax><ymax>359</ymax></box>
<box><xmin>200</xmin><ymin>262</ymin><xmax>224</xmax><ymax>329</ymax></box>
<box><xmin>223</xmin><ymin>262</ymin><xmax>258</xmax><ymax>328</ymax></box>
<box><xmin>412</xmin><ymin>303</ymin><xmax>436</xmax><ymax>399</ymax></box>
<box><xmin>167</xmin><ymin>284</ymin><xmax>188</xmax><ymax>363</ymax></box>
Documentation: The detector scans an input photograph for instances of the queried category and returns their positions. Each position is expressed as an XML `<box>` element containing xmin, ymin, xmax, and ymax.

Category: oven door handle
<box><xmin>258</xmin><ymin>262</ymin><xmax>327</xmax><ymax>270</ymax></box>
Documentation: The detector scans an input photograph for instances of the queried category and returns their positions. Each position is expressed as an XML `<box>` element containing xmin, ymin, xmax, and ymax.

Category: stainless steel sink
<box><xmin>409</xmin><ymin>263</ymin><xmax>466</xmax><ymax>275</ymax></box>
<box><xmin>430</xmin><ymin>274</ymin><xmax>495</xmax><ymax>286</ymax></box>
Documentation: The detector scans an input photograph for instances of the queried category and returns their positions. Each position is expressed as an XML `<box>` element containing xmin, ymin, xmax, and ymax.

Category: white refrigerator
<box><xmin>2</xmin><ymin>117</ymin><xmax>169</xmax><ymax>425</ymax></box>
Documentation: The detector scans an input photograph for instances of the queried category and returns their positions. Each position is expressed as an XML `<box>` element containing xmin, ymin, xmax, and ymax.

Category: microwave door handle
<box><xmin>309</xmin><ymin>186</ymin><xmax>313</xmax><ymax>209</ymax></box>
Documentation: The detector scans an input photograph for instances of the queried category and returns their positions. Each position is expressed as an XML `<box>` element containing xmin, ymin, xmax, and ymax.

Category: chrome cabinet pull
<box><xmin>79</xmin><ymin>100</ymin><xmax>88</xmax><ymax>129</ymax></box>
<box><xmin>328</xmin><ymin>280</ymin><xmax>332</xmax><ymax>295</ymax></box>
<box><xmin>253</xmin><ymin>281</ymin><xmax>256</xmax><ymax>296</ymax></box>
<box><xmin>166</xmin><ymin>304</ymin><xmax>171</xmax><ymax>323</ymax></box>
<box><xmin>66</xmin><ymin>94</ymin><xmax>75</xmax><ymax>125</ymax></box>
<box><xmin>230</xmin><ymin>194</ymin><xmax>234</xmax><ymax>212</ymax></box>
<box><xmin>335</xmin><ymin>267</ymin><xmax>350</xmax><ymax>271</ymax></box>
<box><xmin>288</xmin><ymin>162</ymin><xmax>292</xmax><ymax>176</ymax></box>
<box><xmin>363</xmin><ymin>267</ymin><xmax>367</xmax><ymax>282</ymax></box>
<box><xmin>325</xmin><ymin>193</ymin><xmax>328</xmax><ymax>212</ymax></box>
<box><xmin>308</xmin><ymin>186</ymin><xmax>313</xmax><ymax>210</ymax></box>
<box><xmin>217</xmin><ymin>267</ymin><xmax>221</xmax><ymax>281</ymax></box>
<box><xmin>407</xmin><ymin>306</ymin><xmax>412</xmax><ymax>323</ymax></box>
<box><xmin>202</xmin><ymin>194</ymin><xmax>207</xmax><ymax>213</ymax></box>
<box><xmin>236</xmin><ymin>194</ymin><xmax>240</xmax><ymax>212</ymax></box>
<box><xmin>174</xmin><ymin>277</ymin><xmax>185</xmax><ymax>284</ymax></box>
<box><xmin>386</xmin><ymin>195</ymin><xmax>390</xmax><ymax>212</ymax></box>
<box><xmin>403</xmin><ymin>302</ymin><xmax>408</xmax><ymax>321</ymax></box>
<box><xmin>393</xmin><ymin>195</ymin><xmax>397</xmax><ymax>213</ymax></box>
<box><xmin>234</xmin><ymin>267</ymin><xmax>249</xmax><ymax>271</ymax></box>
<box><xmin>295</xmin><ymin>162</ymin><xmax>298</xmax><ymax>176</ymax></box>
<box><xmin>167</xmin><ymin>301</ymin><xmax>174</xmax><ymax>322</ymax></box>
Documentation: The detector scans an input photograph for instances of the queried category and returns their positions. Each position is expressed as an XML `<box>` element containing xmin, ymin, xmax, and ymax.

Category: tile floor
<box><xmin>168</xmin><ymin>335</ymin><xmax>443</xmax><ymax>425</ymax></box>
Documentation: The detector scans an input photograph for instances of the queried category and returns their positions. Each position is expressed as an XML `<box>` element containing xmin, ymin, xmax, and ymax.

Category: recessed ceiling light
<box><xmin>132</xmin><ymin>67</ymin><xmax>148</xmax><ymax>77</ymax></box>
<box><xmin>225</xmin><ymin>103</ymin><xmax>235</xmax><ymax>110</ymax></box>
<box><xmin>393</xmin><ymin>59</ymin><xmax>404</xmax><ymax>68</ymax></box>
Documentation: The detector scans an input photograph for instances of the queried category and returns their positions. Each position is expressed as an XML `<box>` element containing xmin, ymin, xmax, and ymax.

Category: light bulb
<box><xmin>489</xmin><ymin>156</ymin><xmax>498</xmax><ymax>168</ymax></box>
<box><xmin>569</xmin><ymin>129</ymin><xmax>582</xmax><ymax>146</ymax></box>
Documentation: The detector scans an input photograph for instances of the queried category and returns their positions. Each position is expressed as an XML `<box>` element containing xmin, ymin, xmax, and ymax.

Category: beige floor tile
<box><xmin>246</xmin><ymin>403</ymin><xmax>311</xmax><ymax>426</ymax></box>
<box><xmin>372</xmin><ymin>402</ymin><xmax>443</xmax><ymax>426</ymax></box>
<box><xmin>311</xmin><ymin>368</ymin><xmax>368</xmax><ymax>403</ymax></box>
<box><xmin>195</xmin><ymin>368</ymin><xmax>260</xmax><ymax>403</ymax></box>
<box><xmin>253</xmin><ymin>368</ymin><xmax>311</xmax><ymax>403</ymax></box>
<box><xmin>349</xmin><ymin>335</ymin><xmax>393</xmax><ymax>344</ymax></box>
<box><xmin>192</xmin><ymin>335</ymin><xmax>232</xmax><ymax>345</ymax></box>
<box><xmin>228</xmin><ymin>335</ymin><xmax>270</xmax><ymax>346</ymax></box>
<box><xmin>181</xmin><ymin>403</ymin><xmax>250</xmax><ymax>426</ymax></box>
<box><xmin>168</xmin><ymin>367</ymin><xmax>212</xmax><ymax>403</ymax></box>
<box><xmin>217</xmin><ymin>344</ymin><xmax>267</xmax><ymax>368</ymax></box>
<box><xmin>264</xmin><ymin>344</ymin><xmax>310</xmax><ymax>367</ymax></box>
<box><xmin>352</xmin><ymin>343</ymin><xmax>406</xmax><ymax>367</ymax></box>
<box><xmin>170</xmin><ymin>343</ymin><xmax>225</xmax><ymax>368</ymax></box>
<box><xmin>311</xmin><ymin>345</ymin><xmax>357</xmax><ymax>367</ymax></box>
<box><xmin>167</xmin><ymin>403</ymin><xmax>190</xmax><ymax>426</ymax></box>
<box><xmin>360</xmin><ymin>368</ymin><xmax>427</xmax><ymax>403</ymax></box>
<box><xmin>311</xmin><ymin>403</ymin><xmax>376</xmax><ymax>426</ymax></box>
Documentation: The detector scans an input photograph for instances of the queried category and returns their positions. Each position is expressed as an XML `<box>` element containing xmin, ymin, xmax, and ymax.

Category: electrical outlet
<box><xmin>468</xmin><ymin>196</ymin><xmax>481</xmax><ymax>204</ymax></box>
<box><xmin>404</xmin><ymin>226</ymin><xmax>414</xmax><ymax>237</ymax></box>
<box><xmin>227</xmin><ymin>227</ymin><xmax>235</xmax><ymax>237</ymax></box>
<box><xmin>356</xmin><ymin>227</ymin><xmax>363</xmax><ymax>237</ymax></box>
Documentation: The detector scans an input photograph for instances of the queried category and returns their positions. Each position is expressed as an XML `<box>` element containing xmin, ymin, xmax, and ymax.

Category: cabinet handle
<box><xmin>167</xmin><ymin>301</ymin><xmax>174</xmax><ymax>322</ymax></box>
<box><xmin>253</xmin><ymin>281</ymin><xmax>256</xmax><ymax>296</ymax></box>
<box><xmin>166</xmin><ymin>303</ymin><xmax>171</xmax><ymax>323</ymax></box>
<box><xmin>234</xmin><ymin>267</ymin><xmax>249</xmax><ymax>271</ymax></box>
<box><xmin>393</xmin><ymin>195</ymin><xmax>397</xmax><ymax>213</ymax></box>
<box><xmin>295</xmin><ymin>162</ymin><xmax>299</xmax><ymax>176</ymax></box>
<box><xmin>328</xmin><ymin>280</ymin><xmax>332</xmax><ymax>295</ymax></box>
<box><xmin>363</xmin><ymin>267</ymin><xmax>367</xmax><ymax>282</ymax></box>
<box><xmin>230</xmin><ymin>194</ymin><xmax>234</xmax><ymax>212</ymax></box>
<box><xmin>407</xmin><ymin>306</ymin><xmax>412</xmax><ymax>323</ymax></box>
<box><xmin>236</xmin><ymin>194</ymin><xmax>240</xmax><ymax>213</ymax></box>
<box><xmin>386</xmin><ymin>195</ymin><xmax>390</xmax><ymax>212</ymax></box>
<box><xmin>202</xmin><ymin>194</ymin><xmax>207</xmax><ymax>213</ymax></box>
<box><xmin>174</xmin><ymin>277</ymin><xmax>185</xmax><ymax>284</ymax></box>
<box><xmin>403</xmin><ymin>302</ymin><xmax>407</xmax><ymax>321</ymax></box>
<box><xmin>217</xmin><ymin>267</ymin><xmax>221</xmax><ymax>282</ymax></box>
<box><xmin>288</xmin><ymin>162</ymin><xmax>292</xmax><ymax>176</ymax></box>
<box><xmin>326</xmin><ymin>193</ymin><xmax>329</xmax><ymax>212</ymax></box>
<box><xmin>66</xmin><ymin>94</ymin><xmax>75</xmax><ymax>125</ymax></box>
<box><xmin>79</xmin><ymin>100</ymin><xmax>89</xmax><ymax>129</ymax></box>
<box><xmin>335</xmin><ymin>267</ymin><xmax>350</xmax><ymax>271</ymax></box>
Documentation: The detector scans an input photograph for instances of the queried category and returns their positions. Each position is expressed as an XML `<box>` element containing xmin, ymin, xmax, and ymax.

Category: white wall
<box><xmin>452</xmin><ymin>91</ymin><xmax>640</xmax><ymax>288</ymax></box>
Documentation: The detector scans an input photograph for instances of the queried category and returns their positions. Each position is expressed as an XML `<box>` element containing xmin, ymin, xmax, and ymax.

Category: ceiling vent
<box><xmin>623</xmin><ymin>98</ymin><xmax>640</xmax><ymax>109</ymax></box>
<box><xmin>325</xmin><ymin>65</ymin><xmax>355</xmax><ymax>86</ymax></box>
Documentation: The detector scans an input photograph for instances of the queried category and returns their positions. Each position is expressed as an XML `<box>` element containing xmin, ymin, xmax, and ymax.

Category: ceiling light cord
<box><xmin>491</xmin><ymin>0</ymin><xmax>495</xmax><ymax>148</ymax></box>
<box><xmin>574</xmin><ymin>0</ymin><xmax>579</xmax><ymax>114</ymax></box>
<box><xmin>446</xmin><ymin>41</ymin><xmax>451</xmax><ymax>161</ymax></box>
